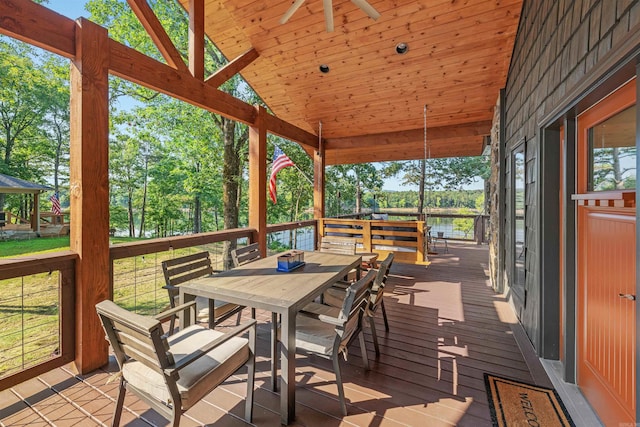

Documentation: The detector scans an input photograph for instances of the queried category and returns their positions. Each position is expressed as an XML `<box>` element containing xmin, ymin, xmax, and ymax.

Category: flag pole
<box><xmin>269</xmin><ymin>146</ymin><xmax>313</xmax><ymax>185</ymax></box>
<box><xmin>292</xmin><ymin>163</ymin><xmax>313</xmax><ymax>185</ymax></box>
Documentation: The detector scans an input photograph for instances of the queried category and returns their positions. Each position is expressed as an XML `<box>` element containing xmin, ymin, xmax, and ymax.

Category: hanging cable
<box><xmin>424</xmin><ymin>104</ymin><xmax>430</xmax><ymax>222</ymax></box>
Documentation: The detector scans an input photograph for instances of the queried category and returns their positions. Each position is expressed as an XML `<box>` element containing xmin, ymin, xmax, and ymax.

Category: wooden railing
<box><xmin>335</xmin><ymin>211</ymin><xmax>490</xmax><ymax>244</ymax></box>
<box><xmin>0</xmin><ymin>252</ymin><xmax>77</xmax><ymax>390</ymax></box>
<box><xmin>109</xmin><ymin>228</ymin><xmax>257</xmax><ymax>316</ymax></box>
<box><xmin>318</xmin><ymin>218</ymin><xmax>428</xmax><ymax>265</ymax></box>
<box><xmin>1</xmin><ymin>215</ymin><xmax>489</xmax><ymax>389</ymax></box>
<box><xmin>266</xmin><ymin>220</ymin><xmax>317</xmax><ymax>253</ymax></box>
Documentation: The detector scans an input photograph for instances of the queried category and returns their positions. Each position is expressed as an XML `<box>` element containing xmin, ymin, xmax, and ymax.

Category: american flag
<box><xmin>49</xmin><ymin>193</ymin><xmax>62</xmax><ymax>215</ymax></box>
<box><xmin>269</xmin><ymin>146</ymin><xmax>295</xmax><ymax>204</ymax></box>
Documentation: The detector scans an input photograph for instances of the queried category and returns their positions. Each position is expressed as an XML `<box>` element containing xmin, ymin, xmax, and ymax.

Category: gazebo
<box><xmin>0</xmin><ymin>173</ymin><xmax>53</xmax><ymax>235</ymax></box>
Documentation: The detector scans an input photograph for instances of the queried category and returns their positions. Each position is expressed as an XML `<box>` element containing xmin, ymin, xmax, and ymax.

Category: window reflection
<box><xmin>513</xmin><ymin>146</ymin><xmax>525</xmax><ymax>296</ymax></box>
<box><xmin>588</xmin><ymin>105</ymin><xmax>636</xmax><ymax>191</ymax></box>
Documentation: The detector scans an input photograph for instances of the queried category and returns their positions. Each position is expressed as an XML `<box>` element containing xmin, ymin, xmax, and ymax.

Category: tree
<box><xmin>591</xmin><ymin>146</ymin><xmax>636</xmax><ymax>190</ymax></box>
<box><xmin>41</xmin><ymin>56</ymin><xmax>70</xmax><ymax>197</ymax></box>
<box><xmin>327</xmin><ymin>164</ymin><xmax>383</xmax><ymax>214</ymax></box>
<box><xmin>88</xmin><ymin>0</ymin><xmax>263</xmax><ymax>267</ymax></box>
<box><xmin>266</xmin><ymin>138</ymin><xmax>314</xmax><ymax>224</ymax></box>
<box><xmin>394</xmin><ymin>155</ymin><xmax>490</xmax><ymax>213</ymax></box>
<box><xmin>0</xmin><ymin>39</ymin><xmax>54</xmax><ymax>208</ymax></box>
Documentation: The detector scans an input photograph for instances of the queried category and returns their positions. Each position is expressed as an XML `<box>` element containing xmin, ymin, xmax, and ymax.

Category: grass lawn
<box><xmin>0</xmin><ymin>236</ymin><xmax>140</xmax><ymax>258</ymax></box>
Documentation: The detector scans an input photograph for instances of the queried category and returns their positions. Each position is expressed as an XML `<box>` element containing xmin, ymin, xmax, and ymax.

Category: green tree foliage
<box><xmin>266</xmin><ymin>138</ymin><xmax>314</xmax><ymax>224</ymax></box>
<box><xmin>326</xmin><ymin>163</ymin><xmax>383</xmax><ymax>215</ymax></box>
<box><xmin>591</xmin><ymin>146</ymin><xmax>636</xmax><ymax>190</ymax></box>
<box><xmin>0</xmin><ymin>37</ymin><xmax>70</xmax><ymax>213</ymax></box>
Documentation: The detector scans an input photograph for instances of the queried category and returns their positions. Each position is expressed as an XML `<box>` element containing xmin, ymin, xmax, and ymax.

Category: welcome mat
<box><xmin>484</xmin><ymin>373</ymin><xmax>575</xmax><ymax>427</ymax></box>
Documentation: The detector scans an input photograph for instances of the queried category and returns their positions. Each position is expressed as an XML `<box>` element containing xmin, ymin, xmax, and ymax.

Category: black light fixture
<box><xmin>395</xmin><ymin>42</ymin><xmax>409</xmax><ymax>54</ymax></box>
<box><xmin>319</xmin><ymin>64</ymin><xmax>330</xmax><ymax>73</ymax></box>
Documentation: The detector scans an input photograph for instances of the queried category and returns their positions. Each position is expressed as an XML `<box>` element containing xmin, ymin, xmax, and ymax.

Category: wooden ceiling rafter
<box><xmin>206</xmin><ymin>47</ymin><xmax>260</xmax><ymax>88</ymax></box>
<box><xmin>0</xmin><ymin>1</ymin><xmax>319</xmax><ymax>153</ymax></box>
<box><xmin>126</xmin><ymin>0</ymin><xmax>189</xmax><ymax>73</ymax></box>
<box><xmin>187</xmin><ymin>0</ymin><xmax>522</xmax><ymax>161</ymax></box>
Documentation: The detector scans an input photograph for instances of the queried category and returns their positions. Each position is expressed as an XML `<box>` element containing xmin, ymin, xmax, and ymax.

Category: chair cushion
<box><xmin>294</xmin><ymin>314</ymin><xmax>338</xmax><ymax>356</ymax></box>
<box><xmin>181</xmin><ymin>296</ymin><xmax>239</xmax><ymax>321</ymax></box>
<box><xmin>122</xmin><ymin>325</ymin><xmax>249</xmax><ymax>410</ymax></box>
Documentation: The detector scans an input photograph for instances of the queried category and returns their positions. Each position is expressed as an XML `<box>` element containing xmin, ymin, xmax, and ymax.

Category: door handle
<box><xmin>618</xmin><ymin>293</ymin><xmax>636</xmax><ymax>301</ymax></box>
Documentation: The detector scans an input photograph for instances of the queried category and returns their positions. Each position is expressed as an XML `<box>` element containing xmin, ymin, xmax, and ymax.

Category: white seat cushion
<box><xmin>181</xmin><ymin>296</ymin><xmax>238</xmax><ymax>321</ymax></box>
<box><xmin>122</xmin><ymin>325</ymin><xmax>248</xmax><ymax>410</ymax></box>
<box><xmin>294</xmin><ymin>315</ymin><xmax>337</xmax><ymax>355</ymax></box>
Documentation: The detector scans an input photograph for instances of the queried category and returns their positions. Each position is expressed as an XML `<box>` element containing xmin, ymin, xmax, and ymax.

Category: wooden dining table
<box><xmin>179</xmin><ymin>250</ymin><xmax>362</xmax><ymax>425</ymax></box>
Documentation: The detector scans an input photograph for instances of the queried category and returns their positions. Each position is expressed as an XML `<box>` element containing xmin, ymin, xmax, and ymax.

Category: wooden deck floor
<box><xmin>0</xmin><ymin>242</ymin><xmax>547</xmax><ymax>426</ymax></box>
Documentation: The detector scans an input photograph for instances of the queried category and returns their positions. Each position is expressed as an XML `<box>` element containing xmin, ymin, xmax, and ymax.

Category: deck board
<box><xmin>0</xmin><ymin>242</ymin><xmax>546</xmax><ymax>426</ymax></box>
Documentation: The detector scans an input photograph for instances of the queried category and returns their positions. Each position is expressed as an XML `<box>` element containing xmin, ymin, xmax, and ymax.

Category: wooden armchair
<box><xmin>162</xmin><ymin>251</ymin><xmax>244</xmax><ymax>333</ymax></box>
<box><xmin>96</xmin><ymin>300</ymin><xmax>256</xmax><ymax>427</ymax></box>
<box><xmin>323</xmin><ymin>253</ymin><xmax>394</xmax><ymax>356</ymax></box>
<box><xmin>231</xmin><ymin>242</ymin><xmax>261</xmax><ymax>267</ymax></box>
<box><xmin>292</xmin><ymin>269</ymin><xmax>376</xmax><ymax>415</ymax></box>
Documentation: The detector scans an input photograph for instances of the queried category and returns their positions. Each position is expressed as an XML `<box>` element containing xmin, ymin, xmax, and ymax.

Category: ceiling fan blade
<box><xmin>323</xmin><ymin>0</ymin><xmax>334</xmax><ymax>32</ymax></box>
<box><xmin>280</xmin><ymin>0</ymin><xmax>306</xmax><ymax>24</ymax></box>
<box><xmin>351</xmin><ymin>0</ymin><xmax>381</xmax><ymax>20</ymax></box>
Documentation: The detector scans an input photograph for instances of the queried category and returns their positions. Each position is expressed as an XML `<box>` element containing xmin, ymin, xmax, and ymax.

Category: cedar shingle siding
<box><xmin>501</xmin><ymin>0</ymin><xmax>639</xmax><ymax>350</ymax></box>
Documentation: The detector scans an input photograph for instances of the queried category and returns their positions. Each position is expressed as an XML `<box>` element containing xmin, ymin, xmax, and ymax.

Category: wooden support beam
<box><xmin>264</xmin><ymin>113</ymin><xmax>318</xmax><ymax>153</ymax></box>
<box><xmin>0</xmin><ymin>1</ymin><xmax>315</xmax><ymax>151</ymax></box>
<box><xmin>324</xmin><ymin>120</ymin><xmax>492</xmax><ymax>148</ymax></box>
<box><xmin>188</xmin><ymin>0</ymin><xmax>204</xmax><ymax>80</ymax></box>
<box><xmin>323</xmin><ymin>121</ymin><xmax>491</xmax><ymax>165</ymax></box>
<box><xmin>0</xmin><ymin>0</ymin><xmax>75</xmax><ymax>58</ymax></box>
<box><xmin>206</xmin><ymin>47</ymin><xmax>259</xmax><ymax>88</ymax></box>
<box><xmin>249</xmin><ymin>106</ymin><xmax>268</xmax><ymax>257</ymax></box>
<box><xmin>109</xmin><ymin>40</ymin><xmax>257</xmax><ymax>124</ymax></box>
<box><xmin>69</xmin><ymin>18</ymin><xmax>111</xmax><ymax>373</ymax></box>
<box><xmin>326</xmin><ymin>135</ymin><xmax>486</xmax><ymax>164</ymax></box>
<box><xmin>126</xmin><ymin>0</ymin><xmax>188</xmax><ymax>72</ymax></box>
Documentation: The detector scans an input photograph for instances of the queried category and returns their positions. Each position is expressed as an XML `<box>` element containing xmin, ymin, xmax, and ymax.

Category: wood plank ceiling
<box><xmin>177</xmin><ymin>0</ymin><xmax>522</xmax><ymax>164</ymax></box>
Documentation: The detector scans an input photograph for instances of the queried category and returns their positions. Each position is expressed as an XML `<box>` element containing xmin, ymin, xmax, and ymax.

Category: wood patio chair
<box><xmin>319</xmin><ymin>235</ymin><xmax>357</xmax><ymax>255</ymax></box>
<box><xmin>320</xmin><ymin>236</ymin><xmax>358</xmax><ymax>281</ymax></box>
<box><xmin>291</xmin><ymin>269</ymin><xmax>376</xmax><ymax>415</ymax></box>
<box><xmin>96</xmin><ymin>300</ymin><xmax>256</xmax><ymax>427</ymax></box>
<box><xmin>162</xmin><ymin>251</ymin><xmax>244</xmax><ymax>334</ymax></box>
<box><xmin>231</xmin><ymin>242</ymin><xmax>261</xmax><ymax>267</ymax></box>
<box><xmin>323</xmin><ymin>253</ymin><xmax>394</xmax><ymax>356</ymax></box>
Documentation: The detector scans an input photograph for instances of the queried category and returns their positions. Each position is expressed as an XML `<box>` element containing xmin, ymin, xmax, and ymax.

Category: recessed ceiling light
<box><xmin>395</xmin><ymin>42</ymin><xmax>409</xmax><ymax>54</ymax></box>
<box><xmin>319</xmin><ymin>64</ymin><xmax>330</xmax><ymax>73</ymax></box>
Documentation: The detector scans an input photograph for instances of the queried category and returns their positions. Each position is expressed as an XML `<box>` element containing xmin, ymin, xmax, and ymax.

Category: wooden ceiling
<box><xmin>177</xmin><ymin>0</ymin><xmax>522</xmax><ymax>164</ymax></box>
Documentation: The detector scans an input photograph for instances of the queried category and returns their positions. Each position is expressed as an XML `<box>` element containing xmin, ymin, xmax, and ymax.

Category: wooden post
<box><xmin>188</xmin><ymin>0</ymin><xmax>204</xmax><ymax>80</ymax></box>
<box><xmin>69</xmin><ymin>18</ymin><xmax>111</xmax><ymax>373</ymax></box>
<box><xmin>362</xmin><ymin>220</ymin><xmax>372</xmax><ymax>252</ymax></box>
<box><xmin>314</xmin><ymin>141</ymin><xmax>325</xmax><ymax>249</ymax></box>
<box><xmin>33</xmin><ymin>193</ymin><xmax>40</xmax><ymax>235</ymax></box>
<box><xmin>249</xmin><ymin>106</ymin><xmax>267</xmax><ymax>257</ymax></box>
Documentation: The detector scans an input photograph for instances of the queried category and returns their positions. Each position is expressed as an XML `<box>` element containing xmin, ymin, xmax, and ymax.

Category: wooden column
<box><xmin>34</xmin><ymin>193</ymin><xmax>40</xmax><ymax>235</ymax></box>
<box><xmin>188</xmin><ymin>0</ymin><xmax>204</xmax><ymax>80</ymax></box>
<box><xmin>69</xmin><ymin>18</ymin><xmax>110</xmax><ymax>373</ymax></box>
<box><xmin>313</xmin><ymin>141</ymin><xmax>325</xmax><ymax>249</ymax></box>
<box><xmin>249</xmin><ymin>106</ymin><xmax>268</xmax><ymax>257</ymax></box>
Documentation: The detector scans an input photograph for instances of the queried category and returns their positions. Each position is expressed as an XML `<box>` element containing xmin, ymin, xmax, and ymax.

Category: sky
<box><xmin>40</xmin><ymin>0</ymin><xmax>484</xmax><ymax>193</ymax></box>
<box><xmin>45</xmin><ymin>0</ymin><xmax>89</xmax><ymax>19</ymax></box>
